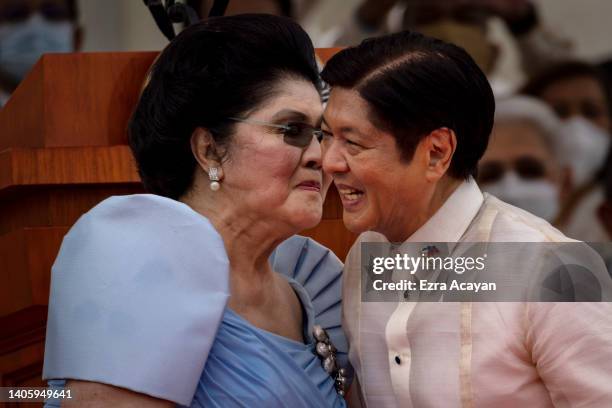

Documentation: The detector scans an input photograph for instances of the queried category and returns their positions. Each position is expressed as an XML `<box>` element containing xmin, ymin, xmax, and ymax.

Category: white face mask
<box><xmin>483</xmin><ymin>171</ymin><xmax>560</xmax><ymax>221</ymax></box>
<box><xmin>558</xmin><ymin>117</ymin><xmax>611</xmax><ymax>188</ymax></box>
<box><xmin>0</xmin><ymin>13</ymin><xmax>73</xmax><ymax>82</ymax></box>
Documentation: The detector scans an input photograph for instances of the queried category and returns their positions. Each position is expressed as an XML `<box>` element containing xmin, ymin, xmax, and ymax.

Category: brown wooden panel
<box><xmin>0</xmin><ymin>307</ymin><xmax>47</xmax><ymax>356</ymax></box>
<box><xmin>0</xmin><ymin>340</ymin><xmax>45</xmax><ymax>390</ymax></box>
<box><xmin>25</xmin><ymin>228</ymin><xmax>71</xmax><ymax>307</ymax></box>
<box><xmin>0</xmin><ymin>146</ymin><xmax>140</xmax><ymax>191</ymax></box>
<box><xmin>322</xmin><ymin>185</ymin><xmax>343</xmax><ymax>220</ymax></box>
<box><xmin>0</xmin><ymin>52</ymin><xmax>158</xmax><ymax>150</ymax></box>
<box><xmin>0</xmin><ymin>185</ymin><xmax>144</xmax><ymax>236</ymax></box>
<box><xmin>0</xmin><ymin>228</ymin><xmax>68</xmax><ymax>316</ymax></box>
<box><xmin>0</xmin><ymin>339</ymin><xmax>45</xmax><ymax>382</ymax></box>
<box><xmin>0</xmin><ymin>63</ymin><xmax>44</xmax><ymax>149</ymax></box>
<box><xmin>0</xmin><ymin>230</ymin><xmax>30</xmax><ymax>316</ymax></box>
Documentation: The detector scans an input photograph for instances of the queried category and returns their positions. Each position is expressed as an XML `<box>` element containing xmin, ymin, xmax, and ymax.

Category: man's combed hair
<box><xmin>129</xmin><ymin>14</ymin><xmax>320</xmax><ymax>199</ymax></box>
<box><xmin>321</xmin><ymin>31</ymin><xmax>495</xmax><ymax>180</ymax></box>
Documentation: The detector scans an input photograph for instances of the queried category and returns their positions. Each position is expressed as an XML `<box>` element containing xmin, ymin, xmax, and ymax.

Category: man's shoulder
<box><xmin>468</xmin><ymin>193</ymin><xmax>575</xmax><ymax>243</ymax></box>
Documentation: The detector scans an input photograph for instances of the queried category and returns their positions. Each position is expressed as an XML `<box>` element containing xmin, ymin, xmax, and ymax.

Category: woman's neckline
<box><xmin>225</xmin><ymin>274</ymin><xmax>314</xmax><ymax>348</ymax></box>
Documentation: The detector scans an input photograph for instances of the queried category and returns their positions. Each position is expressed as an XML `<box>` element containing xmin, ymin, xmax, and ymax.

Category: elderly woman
<box><xmin>478</xmin><ymin>95</ymin><xmax>570</xmax><ymax>222</ymax></box>
<box><xmin>42</xmin><ymin>15</ymin><xmax>348</xmax><ymax>407</ymax></box>
<box><xmin>319</xmin><ymin>31</ymin><xmax>612</xmax><ymax>407</ymax></box>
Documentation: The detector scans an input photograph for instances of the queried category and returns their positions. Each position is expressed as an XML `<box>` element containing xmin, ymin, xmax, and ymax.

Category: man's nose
<box><xmin>322</xmin><ymin>139</ymin><xmax>349</xmax><ymax>175</ymax></box>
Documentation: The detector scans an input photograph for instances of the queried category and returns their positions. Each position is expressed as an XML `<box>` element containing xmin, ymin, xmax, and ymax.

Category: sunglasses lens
<box><xmin>283</xmin><ymin>123</ymin><xmax>314</xmax><ymax>148</ymax></box>
<box><xmin>515</xmin><ymin>156</ymin><xmax>546</xmax><ymax>179</ymax></box>
<box><xmin>478</xmin><ymin>161</ymin><xmax>504</xmax><ymax>183</ymax></box>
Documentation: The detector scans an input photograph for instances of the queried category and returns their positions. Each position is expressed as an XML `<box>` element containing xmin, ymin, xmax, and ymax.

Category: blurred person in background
<box><xmin>594</xmin><ymin>152</ymin><xmax>612</xmax><ymax>272</ymax></box>
<box><xmin>331</xmin><ymin>0</ymin><xmax>571</xmax><ymax>81</ymax></box>
<box><xmin>478</xmin><ymin>95</ymin><xmax>570</xmax><ymax>222</ymax></box>
<box><xmin>0</xmin><ymin>0</ymin><xmax>81</xmax><ymax>107</ymax></box>
<box><xmin>523</xmin><ymin>60</ymin><xmax>612</xmax><ymax>242</ymax></box>
<box><xmin>599</xmin><ymin>57</ymin><xmax>612</xmax><ymax>102</ymax></box>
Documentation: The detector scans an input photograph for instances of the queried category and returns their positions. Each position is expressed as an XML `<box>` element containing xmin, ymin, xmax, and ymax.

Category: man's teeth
<box><xmin>338</xmin><ymin>188</ymin><xmax>364</xmax><ymax>201</ymax></box>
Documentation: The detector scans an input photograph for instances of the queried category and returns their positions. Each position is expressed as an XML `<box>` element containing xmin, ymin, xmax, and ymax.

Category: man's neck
<box><xmin>385</xmin><ymin>177</ymin><xmax>463</xmax><ymax>243</ymax></box>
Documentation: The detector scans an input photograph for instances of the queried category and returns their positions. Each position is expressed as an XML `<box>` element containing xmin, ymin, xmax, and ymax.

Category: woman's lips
<box><xmin>296</xmin><ymin>180</ymin><xmax>321</xmax><ymax>192</ymax></box>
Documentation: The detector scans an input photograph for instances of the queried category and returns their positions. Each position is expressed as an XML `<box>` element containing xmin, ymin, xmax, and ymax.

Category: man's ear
<box><xmin>190</xmin><ymin>127</ymin><xmax>223</xmax><ymax>178</ymax></box>
<box><xmin>422</xmin><ymin>127</ymin><xmax>456</xmax><ymax>182</ymax></box>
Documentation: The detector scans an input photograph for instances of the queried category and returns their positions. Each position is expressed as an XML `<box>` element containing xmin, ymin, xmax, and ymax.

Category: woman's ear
<box><xmin>190</xmin><ymin>127</ymin><xmax>224</xmax><ymax>178</ymax></box>
<box><xmin>423</xmin><ymin>127</ymin><xmax>457</xmax><ymax>182</ymax></box>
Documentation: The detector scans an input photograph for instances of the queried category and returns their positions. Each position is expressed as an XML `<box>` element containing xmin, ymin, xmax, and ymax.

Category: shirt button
<box><xmin>394</xmin><ymin>355</ymin><xmax>401</xmax><ymax>365</ymax></box>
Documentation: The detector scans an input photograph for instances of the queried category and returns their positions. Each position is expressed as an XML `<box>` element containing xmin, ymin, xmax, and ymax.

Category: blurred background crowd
<box><xmin>2</xmin><ymin>0</ymin><xmax>612</xmax><ymax>245</ymax></box>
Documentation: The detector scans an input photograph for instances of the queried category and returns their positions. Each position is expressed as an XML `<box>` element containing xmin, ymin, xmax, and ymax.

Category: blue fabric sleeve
<box><xmin>270</xmin><ymin>236</ymin><xmax>352</xmax><ymax>378</ymax></box>
<box><xmin>42</xmin><ymin>194</ymin><xmax>230</xmax><ymax>406</ymax></box>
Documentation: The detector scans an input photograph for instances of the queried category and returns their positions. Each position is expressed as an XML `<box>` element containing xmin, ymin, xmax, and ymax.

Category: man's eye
<box><xmin>320</xmin><ymin>129</ymin><xmax>333</xmax><ymax>138</ymax></box>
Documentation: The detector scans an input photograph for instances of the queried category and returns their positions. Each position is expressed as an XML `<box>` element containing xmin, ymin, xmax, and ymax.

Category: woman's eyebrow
<box><xmin>270</xmin><ymin>109</ymin><xmax>309</xmax><ymax>122</ymax></box>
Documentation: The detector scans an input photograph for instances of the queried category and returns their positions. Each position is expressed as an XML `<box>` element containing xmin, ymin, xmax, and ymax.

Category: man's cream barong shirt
<box><xmin>343</xmin><ymin>178</ymin><xmax>612</xmax><ymax>407</ymax></box>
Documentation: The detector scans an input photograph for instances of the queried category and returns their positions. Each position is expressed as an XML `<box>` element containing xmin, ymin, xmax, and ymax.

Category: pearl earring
<box><xmin>208</xmin><ymin>167</ymin><xmax>221</xmax><ymax>191</ymax></box>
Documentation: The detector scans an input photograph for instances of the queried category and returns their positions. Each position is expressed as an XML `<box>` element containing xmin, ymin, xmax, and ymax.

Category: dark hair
<box><xmin>128</xmin><ymin>14</ymin><xmax>320</xmax><ymax>199</ymax></box>
<box><xmin>321</xmin><ymin>30</ymin><xmax>495</xmax><ymax>180</ymax></box>
<box><xmin>186</xmin><ymin>0</ymin><xmax>293</xmax><ymax>18</ymax></box>
<box><xmin>66</xmin><ymin>0</ymin><xmax>78</xmax><ymax>21</ymax></box>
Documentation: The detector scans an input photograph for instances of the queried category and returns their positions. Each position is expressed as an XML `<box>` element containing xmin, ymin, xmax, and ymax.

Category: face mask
<box><xmin>558</xmin><ymin>117</ymin><xmax>611</xmax><ymax>188</ymax></box>
<box><xmin>0</xmin><ymin>13</ymin><xmax>73</xmax><ymax>83</ymax></box>
<box><xmin>483</xmin><ymin>171</ymin><xmax>560</xmax><ymax>221</ymax></box>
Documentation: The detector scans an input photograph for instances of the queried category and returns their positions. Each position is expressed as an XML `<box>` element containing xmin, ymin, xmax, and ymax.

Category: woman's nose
<box><xmin>302</xmin><ymin>135</ymin><xmax>322</xmax><ymax>169</ymax></box>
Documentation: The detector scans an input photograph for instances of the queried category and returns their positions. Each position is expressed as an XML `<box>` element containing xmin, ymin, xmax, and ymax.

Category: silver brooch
<box><xmin>421</xmin><ymin>245</ymin><xmax>440</xmax><ymax>257</ymax></box>
<box><xmin>313</xmin><ymin>325</ymin><xmax>348</xmax><ymax>396</ymax></box>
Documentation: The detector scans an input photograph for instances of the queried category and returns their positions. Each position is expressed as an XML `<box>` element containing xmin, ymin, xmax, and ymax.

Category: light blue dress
<box><xmin>42</xmin><ymin>194</ymin><xmax>349</xmax><ymax>407</ymax></box>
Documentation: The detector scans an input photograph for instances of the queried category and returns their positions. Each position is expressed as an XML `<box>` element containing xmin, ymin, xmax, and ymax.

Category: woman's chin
<box><xmin>290</xmin><ymin>208</ymin><xmax>323</xmax><ymax>232</ymax></box>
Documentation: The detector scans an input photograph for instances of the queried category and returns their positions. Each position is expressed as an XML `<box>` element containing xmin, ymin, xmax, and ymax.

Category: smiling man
<box><xmin>320</xmin><ymin>31</ymin><xmax>612</xmax><ymax>407</ymax></box>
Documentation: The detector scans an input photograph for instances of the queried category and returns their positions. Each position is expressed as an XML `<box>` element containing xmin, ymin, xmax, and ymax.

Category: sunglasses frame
<box><xmin>227</xmin><ymin>117</ymin><xmax>323</xmax><ymax>148</ymax></box>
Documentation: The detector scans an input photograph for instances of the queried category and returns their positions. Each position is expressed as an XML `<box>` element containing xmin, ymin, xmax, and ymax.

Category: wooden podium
<box><xmin>0</xmin><ymin>49</ymin><xmax>355</xmax><ymax>406</ymax></box>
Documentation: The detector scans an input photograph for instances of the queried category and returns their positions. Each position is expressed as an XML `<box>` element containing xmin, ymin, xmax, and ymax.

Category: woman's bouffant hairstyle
<box><xmin>129</xmin><ymin>14</ymin><xmax>321</xmax><ymax>199</ymax></box>
<box><xmin>321</xmin><ymin>30</ymin><xmax>495</xmax><ymax>180</ymax></box>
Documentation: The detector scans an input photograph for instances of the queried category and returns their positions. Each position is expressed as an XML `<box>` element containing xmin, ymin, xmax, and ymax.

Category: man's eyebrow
<box><xmin>322</xmin><ymin>116</ymin><xmax>367</xmax><ymax>137</ymax></box>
